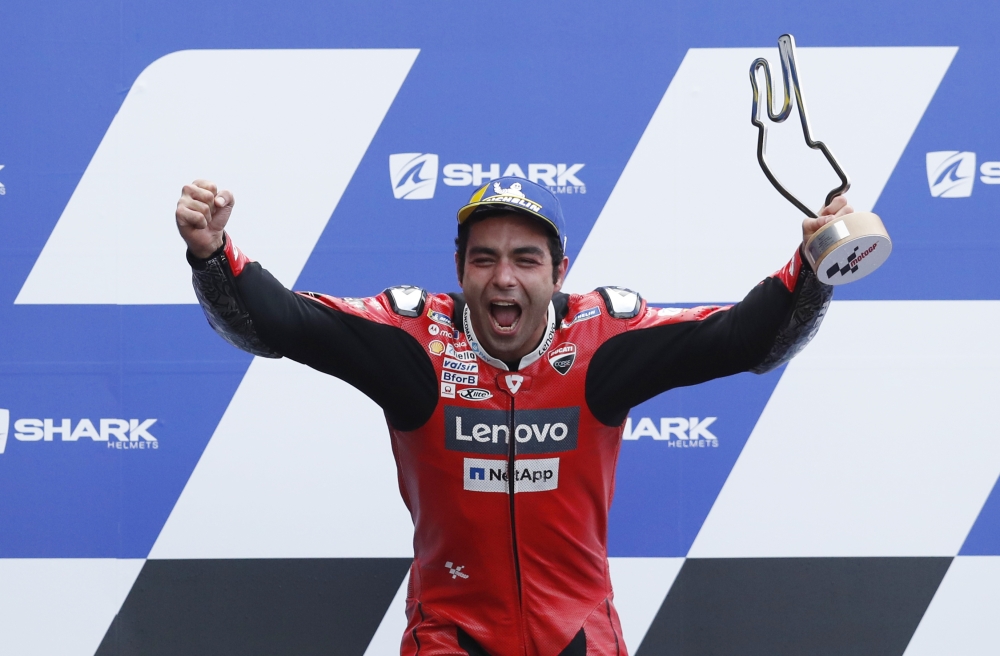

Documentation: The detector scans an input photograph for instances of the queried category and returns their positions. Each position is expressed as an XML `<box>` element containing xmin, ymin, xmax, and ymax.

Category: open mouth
<box><xmin>489</xmin><ymin>301</ymin><xmax>522</xmax><ymax>333</ymax></box>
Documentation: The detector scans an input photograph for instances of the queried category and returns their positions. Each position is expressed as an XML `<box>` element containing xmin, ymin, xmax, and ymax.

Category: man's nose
<box><xmin>492</xmin><ymin>259</ymin><xmax>517</xmax><ymax>287</ymax></box>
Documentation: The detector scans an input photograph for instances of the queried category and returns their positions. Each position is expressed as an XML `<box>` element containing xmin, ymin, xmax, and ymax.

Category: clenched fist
<box><xmin>175</xmin><ymin>179</ymin><xmax>234</xmax><ymax>259</ymax></box>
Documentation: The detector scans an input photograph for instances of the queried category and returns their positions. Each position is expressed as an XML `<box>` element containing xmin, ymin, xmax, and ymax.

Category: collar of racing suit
<box><xmin>462</xmin><ymin>301</ymin><xmax>557</xmax><ymax>372</ymax></box>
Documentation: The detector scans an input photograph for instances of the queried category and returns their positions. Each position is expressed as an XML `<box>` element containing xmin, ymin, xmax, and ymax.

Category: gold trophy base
<box><xmin>804</xmin><ymin>211</ymin><xmax>892</xmax><ymax>285</ymax></box>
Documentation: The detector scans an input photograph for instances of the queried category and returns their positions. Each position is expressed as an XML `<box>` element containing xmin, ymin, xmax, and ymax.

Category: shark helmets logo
<box><xmin>389</xmin><ymin>154</ymin><xmax>586</xmax><ymax>198</ymax></box>
<box><xmin>0</xmin><ymin>410</ymin><xmax>158</xmax><ymax>452</ymax></box>
<box><xmin>443</xmin><ymin>162</ymin><xmax>585</xmax><ymax>194</ymax></box>
<box><xmin>624</xmin><ymin>416</ymin><xmax>718</xmax><ymax>447</ymax></box>
<box><xmin>389</xmin><ymin>153</ymin><xmax>439</xmax><ymax>200</ymax></box>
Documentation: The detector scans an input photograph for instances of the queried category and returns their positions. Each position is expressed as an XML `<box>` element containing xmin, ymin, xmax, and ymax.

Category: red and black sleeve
<box><xmin>585</xmin><ymin>248</ymin><xmax>832</xmax><ymax>426</ymax></box>
<box><xmin>188</xmin><ymin>234</ymin><xmax>438</xmax><ymax>431</ymax></box>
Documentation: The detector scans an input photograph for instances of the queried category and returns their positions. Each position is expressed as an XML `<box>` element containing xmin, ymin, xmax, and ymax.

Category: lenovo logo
<box><xmin>445</xmin><ymin>407</ymin><xmax>579</xmax><ymax>455</ymax></box>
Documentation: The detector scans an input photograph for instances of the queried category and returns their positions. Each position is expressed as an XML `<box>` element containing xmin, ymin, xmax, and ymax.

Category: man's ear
<box><xmin>552</xmin><ymin>256</ymin><xmax>569</xmax><ymax>291</ymax></box>
<box><xmin>455</xmin><ymin>251</ymin><xmax>464</xmax><ymax>287</ymax></box>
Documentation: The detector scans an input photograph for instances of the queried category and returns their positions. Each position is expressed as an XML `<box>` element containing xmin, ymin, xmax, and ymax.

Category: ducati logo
<box><xmin>548</xmin><ymin>343</ymin><xmax>576</xmax><ymax>375</ymax></box>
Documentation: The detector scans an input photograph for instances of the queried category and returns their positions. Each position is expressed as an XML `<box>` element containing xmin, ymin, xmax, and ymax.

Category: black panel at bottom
<box><xmin>96</xmin><ymin>557</ymin><xmax>412</xmax><ymax>656</ymax></box>
<box><xmin>636</xmin><ymin>557</ymin><xmax>952</xmax><ymax>656</ymax></box>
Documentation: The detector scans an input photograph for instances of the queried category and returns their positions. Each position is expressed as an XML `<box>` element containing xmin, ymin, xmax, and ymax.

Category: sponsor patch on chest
<box><xmin>458</xmin><ymin>388</ymin><xmax>493</xmax><ymax>401</ymax></box>
<box><xmin>548</xmin><ymin>343</ymin><xmax>577</xmax><ymax>375</ymax></box>
<box><xmin>443</xmin><ymin>358</ymin><xmax>478</xmax><ymax>373</ymax></box>
<box><xmin>427</xmin><ymin>309</ymin><xmax>453</xmax><ymax>327</ymax></box>
<box><xmin>463</xmin><ymin>457</ymin><xmax>560</xmax><ymax>493</ymax></box>
<box><xmin>442</xmin><ymin>370</ymin><xmax>477</xmax><ymax>386</ymax></box>
<box><xmin>444</xmin><ymin>406</ymin><xmax>579</xmax><ymax>455</ymax></box>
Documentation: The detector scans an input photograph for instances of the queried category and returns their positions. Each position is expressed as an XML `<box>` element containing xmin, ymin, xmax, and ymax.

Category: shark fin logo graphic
<box><xmin>0</xmin><ymin>409</ymin><xmax>9</xmax><ymax>454</ymax></box>
<box><xmin>389</xmin><ymin>153</ymin><xmax>439</xmax><ymax>199</ymax></box>
<box><xmin>926</xmin><ymin>151</ymin><xmax>976</xmax><ymax>197</ymax></box>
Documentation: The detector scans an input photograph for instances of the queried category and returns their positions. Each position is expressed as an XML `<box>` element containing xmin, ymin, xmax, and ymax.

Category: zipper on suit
<box><xmin>507</xmin><ymin>392</ymin><xmax>529</xmax><ymax>655</ymax></box>
<box><xmin>507</xmin><ymin>394</ymin><xmax>523</xmax><ymax>602</ymax></box>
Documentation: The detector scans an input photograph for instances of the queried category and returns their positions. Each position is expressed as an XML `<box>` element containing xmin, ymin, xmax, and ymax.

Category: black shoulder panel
<box><xmin>551</xmin><ymin>292</ymin><xmax>571</xmax><ymax>326</ymax></box>
<box><xmin>597</xmin><ymin>286</ymin><xmax>642</xmax><ymax>319</ymax></box>
<box><xmin>383</xmin><ymin>285</ymin><xmax>427</xmax><ymax>318</ymax></box>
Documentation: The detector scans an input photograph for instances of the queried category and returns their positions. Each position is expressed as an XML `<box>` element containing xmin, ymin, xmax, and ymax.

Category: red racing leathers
<box><xmin>189</xmin><ymin>236</ymin><xmax>831</xmax><ymax>656</ymax></box>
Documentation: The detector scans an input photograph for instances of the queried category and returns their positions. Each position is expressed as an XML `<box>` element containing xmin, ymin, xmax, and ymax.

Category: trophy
<box><xmin>750</xmin><ymin>34</ymin><xmax>891</xmax><ymax>284</ymax></box>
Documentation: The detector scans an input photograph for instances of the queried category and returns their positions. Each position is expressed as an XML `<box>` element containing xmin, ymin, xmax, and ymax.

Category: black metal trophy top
<box><xmin>750</xmin><ymin>34</ymin><xmax>850</xmax><ymax>218</ymax></box>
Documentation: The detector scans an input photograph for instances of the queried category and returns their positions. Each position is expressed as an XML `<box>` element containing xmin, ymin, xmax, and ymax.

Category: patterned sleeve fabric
<box><xmin>750</xmin><ymin>251</ymin><xmax>833</xmax><ymax>374</ymax></box>
<box><xmin>187</xmin><ymin>233</ymin><xmax>439</xmax><ymax>431</ymax></box>
<box><xmin>187</xmin><ymin>237</ymin><xmax>280</xmax><ymax>358</ymax></box>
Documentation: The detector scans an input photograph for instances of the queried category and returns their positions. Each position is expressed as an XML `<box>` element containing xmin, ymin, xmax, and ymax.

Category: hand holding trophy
<box><xmin>751</xmin><ymin>34</ymin><xmax>892</xmax><ymax>284</ymax></box>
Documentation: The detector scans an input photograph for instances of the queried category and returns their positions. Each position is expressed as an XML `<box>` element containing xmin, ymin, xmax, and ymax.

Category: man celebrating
<box><xmin>177</xmin><ymin>177</ymin><xmax>849</xmax><ymax>655</ymax></box>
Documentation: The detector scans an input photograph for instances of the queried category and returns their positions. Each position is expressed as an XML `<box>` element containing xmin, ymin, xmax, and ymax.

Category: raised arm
<box><xmin>177</xmin><ymin>181</ymin><xmax>276</xmax><ymax>356</ymax></box>
<box><xmin>176</xmin><ymin>181</ymin><xmax>438</xmax><ymax>430</ymax></box>
<box><xmin>584</xmin><ymin>198</ymin><xmax>853</xmax><ymax>427</ymax></box>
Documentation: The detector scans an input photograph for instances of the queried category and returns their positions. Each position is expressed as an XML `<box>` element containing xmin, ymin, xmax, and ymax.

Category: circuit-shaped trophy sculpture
<box><xmin>750</xmin><ymin>34</ymin><xmax>891</xmax><ymax>284</ymax></box>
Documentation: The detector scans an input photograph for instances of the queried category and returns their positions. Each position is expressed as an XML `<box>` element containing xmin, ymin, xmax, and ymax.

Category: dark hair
<box><xmin>455</xmin><ymin>210</ymin><xmax>565</xmax><ymax>283</ymax></box>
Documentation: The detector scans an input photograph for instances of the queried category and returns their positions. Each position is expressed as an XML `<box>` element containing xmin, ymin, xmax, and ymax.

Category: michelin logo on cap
<box><xmin>457</xmin><ymin>176</ymin><xmax>568</xmax><ymax>249</ymax></box>
<box><xmin>479</xmin><ymin>181</ymin><xmax>543</xmax><ymax>214</ymax></box>
<box><xmin>494</xmin><ymin>181</ymin><xmax>524</xmax><ymax>197</ymax></box>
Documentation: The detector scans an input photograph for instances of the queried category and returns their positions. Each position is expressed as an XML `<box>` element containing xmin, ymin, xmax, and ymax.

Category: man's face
<box><xmin>458</xmin><ymin>213</ymin><xmax>568</xmax><ymax>363</ymax></box>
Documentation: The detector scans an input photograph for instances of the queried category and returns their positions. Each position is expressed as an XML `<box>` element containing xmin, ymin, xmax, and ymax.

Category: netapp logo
<box><xmin>389</xmin><ymin>153</ymin><xmax>439</xmax><ymax>200</ymax></box>
<box><xmin>464</xmin><ymin>457</ymin><xmax>560</xmax><ymax>493</ymax></box>
<box><xmin>623</xmin><ymin>416</ymin><xmax>718</xmax><ymax>447</ymax></box>
<box><xmin>445</xmin><ymin>406</ymin><xmax>579</xmax><ymax>455</ymax></box>
<box><xmin>389</xmin><ymin>154</ymin><xmax>586</xmax><ymax>198</ymax></box>
<box><xmin>0</xmin><ymin>411</ymin><xmax>159</xmax><ymax>453</ymax></box>
<box><xmin>926</xmin><ymin>151</ymin><xmax>1000</xmax><ymax>197</ymax></box>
